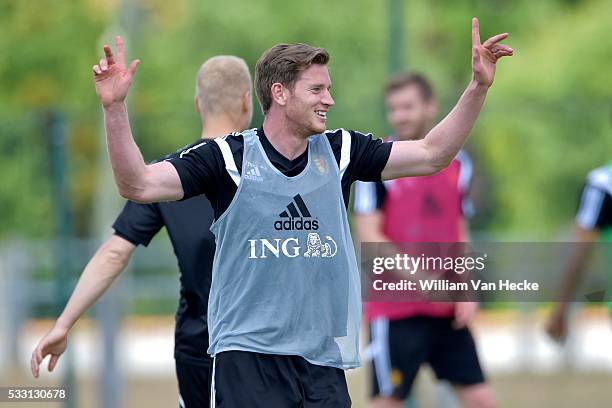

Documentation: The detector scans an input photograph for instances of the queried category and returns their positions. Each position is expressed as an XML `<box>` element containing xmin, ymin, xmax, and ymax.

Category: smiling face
<box><xmin>284</xmin><ymin>64</ymin><xmax>335</xmax><ymax>135</ymax></box>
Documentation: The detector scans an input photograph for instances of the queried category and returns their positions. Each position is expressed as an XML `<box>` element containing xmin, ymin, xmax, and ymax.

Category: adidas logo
<box><xmin>274</xmin><ymin>194</ymin><xmax>319</xmax><ymax>231</ymax></box>
<box><xmin>244</xmin><ymin>162</ymin><xmax>263</xmax><ymax>181</ymax></box>
<box><xmin>246</xmin><ymin>165</ymin><xmax>261</xmax><ymax>177</ymax></box>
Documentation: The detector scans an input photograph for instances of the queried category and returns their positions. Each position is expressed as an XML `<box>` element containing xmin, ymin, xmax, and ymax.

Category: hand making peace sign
<box><xmin>93</xmin><ymin>36</ymin><xmax>140</xmax><ymax>107</ymax></box>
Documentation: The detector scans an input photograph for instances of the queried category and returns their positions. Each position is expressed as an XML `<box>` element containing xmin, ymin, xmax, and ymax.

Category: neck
<box><xmin>200</xmin><ymin>114</ymin><xmax>242</xmax><ymax>140</ymax></box>
<box><xmin>262</xmin><ymin>111</ymin><xmax>309</xmax><ymax>160</ymax></box>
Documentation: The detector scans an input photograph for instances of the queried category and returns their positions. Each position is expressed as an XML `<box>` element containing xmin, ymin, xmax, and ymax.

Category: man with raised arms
<box><xmin>92</xmin><ymin>18</ymin><xmax>512</xmax><ymax>407</ymax></box>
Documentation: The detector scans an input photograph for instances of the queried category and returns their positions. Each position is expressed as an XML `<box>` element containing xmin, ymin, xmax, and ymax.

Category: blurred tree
<box><xmin>0</xmin><ymin>0</ymin><xmax>109</xmax><ymax>237</ymax></box>
<box><xmin>474</xmin><ymin>0</ymin><xmax>612</xmax><ymax>233</ymax></box>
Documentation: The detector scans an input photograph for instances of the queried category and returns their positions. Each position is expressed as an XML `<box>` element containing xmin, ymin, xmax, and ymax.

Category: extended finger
<box><xmin>48</xmin><ymin>355</ymin><xmax>59</xmax><ymax>372</ymax></box>
<box><xmin>127</xmin><ymin>59</ymin><xmax>140</xmax><ymax>77</ymax></box>
<box><xmin>491</xmin><ymin>44</ymin><xmax>513</xmax><ymax>53</ymax></box>
<box><xmin>115</xmin><ymin>36</ymin><xmax>126</xmax><ymax>66</ymax></box>
<box><xmin>31</xmin><ymin>352</ymin><xmax>39</xmax><ymax>377</ymax></box>
<box><xmin>103</xmin><ymin>45</ymin><xmax>115</xmax><ymax>66</ymax></box>
<box><xmin>472</xmin><ymin>45</ymin><xmax>479</xmax><ymax>66</ymax></box>
<box><xmin>471</xmin><ymin>17</ymin><xmax>481</xmax><ymax>46</ymax></box>
<box><xmin>33</xmin><ymin>347</ymin><xmax>43</xmax><ymax>376</ymax></box>
<box><xmin>483</xmin><ymin>32</ymin><xmax>509</xmax><ymax>48</ymax></box>
<box><xmin>494</xmin><ymin>50</ymin><xmax>513</xmax><ymax>59</ymax></box>
<box><xmin>93</xmin><ymin>65</ymin><xmax>102</xmax><ymax>74</ymax></box>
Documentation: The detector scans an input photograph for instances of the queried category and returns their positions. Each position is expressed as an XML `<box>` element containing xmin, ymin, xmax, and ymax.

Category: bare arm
<box><xmin>453</xmin><ymin>218</ymin><xmax>480</xmax><ymax>329</ymax></box>
<box><xmin>382</xmin><ymin>18</ymin><xmax>513</xmax><ymax>180</ymax></box>
<box><xmin>546</xmin><ymin>226</ymin><xmax>599</xmax><ymax>343</ymax></box>
<box><xmin>351</xmin><ymin>183</ymin><xmax>402</xmax><ymax>261</ymax></box>
<box><xmin>31</xmin><ymin>235</ymin><xmax>135</xmax><ymax>377</ymax></box>
<box><xmin>103</xmin><ymin>102</ymin><xmax>184</xmax><ymax>202</ymax></box>
<box><xmin>555</xmin><ymin>226</ymin><xmax>598</xmax><ymax>304</ymax></box>
<box><xmin>353</xmin><ymin>211</ymin><xmax>411</xmax><ymax>280</ymax></box>
<box><xmin>353</xmin><ymin>211</ymin><xmax>392</xmax><ymax>244</ymax></box>
<box><xmin>93</xmin><ymin>37</ymin><xmax>184</xmax><ymax>202</ymax></box>
<box><xmin>55</xmin><ymin>235</ymin><xmax>135</xmax><ymax>331</ymax></box>
<box><xmin>459</xmin><ymin>218</ymin><xmax>471</xmax><ymax>242</ymax></box>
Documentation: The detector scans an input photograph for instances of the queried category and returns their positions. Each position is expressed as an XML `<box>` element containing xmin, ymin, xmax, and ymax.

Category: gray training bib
<box><xmin>207</xmin><ymin>128</ymin><xmax>361</xmax><ymax>369</ymax></box>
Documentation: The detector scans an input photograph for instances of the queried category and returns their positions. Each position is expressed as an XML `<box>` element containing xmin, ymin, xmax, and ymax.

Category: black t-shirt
<box><xmin>575</xmin><ymin>165</ymin><xmax>612</xmax><ymax>231</ymax></box>
<box><xmin>168</xmin><ymin>128</ymin><xmax>393</xmax><ymax>218</ymax></box>
<box><xmin>113</xmin><ymin>128</ymin><xmax>391</xmax><ymax>365</ymax></box>
<box><xmin>113</xmin><ymin>139</ymin><xmax>216</xmax><ymax>367</ymax></box>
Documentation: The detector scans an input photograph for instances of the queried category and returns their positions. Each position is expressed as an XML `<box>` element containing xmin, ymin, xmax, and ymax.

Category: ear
<box><xmin>270</xmin><ymin>83</ymin><xmax>288</xmax><ymax>107</ymax></box>
<box><xmin>194</xmin><ymin>96</ymin><xmax>201</xmax><ymax>114</ymax></box>
<box><xmin>242</xmin><ymin>90</ymin><xmax>251</xmax><ymax>113</ymax></box>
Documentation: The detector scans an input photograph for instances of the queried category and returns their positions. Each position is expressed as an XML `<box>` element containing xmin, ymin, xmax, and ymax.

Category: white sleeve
<box><xmin>353</xmin><ymin>181</ymin><xmax>378</xmax><ymax>214</ymax></box>
<box><xmin>575</xmin><ymin>185</ymin><xmax>606</xmax><ymax>230</ymax></box>
<box><xmin>214</xmin><ymin>137</ymin><xmax>240</xmax><ymax>186</ymax></box>
<box><xmin>456</xmin><ymin>150</ymin><xmax>475</xmax><ymax>218</ymax></box>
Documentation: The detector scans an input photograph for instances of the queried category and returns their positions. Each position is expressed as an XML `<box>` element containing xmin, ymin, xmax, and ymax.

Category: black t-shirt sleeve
<box><xmin>166</xmin><ymin>141</ymin><xmax>225</xmax><ymax>201</ymax></box>
<box><xmin>326</xmin><ymin>129</ymin><xmax>391</xmax><ymax>209</ymax></box>
<box><xmin>598</xmin><ymin>195</ymin><xmax>612</xmax><ymax>229</ymax></box>
<box><xmin>346</xmin><ymin>130</ymin><xmax>392</xmax><ymax>183</ymax></box>
<box><xmin>353</xmin><ymin>181</ymin><xmax>386</xmax><ymax>214</ymax></box>
<box><xmin>575</xmin><ymin>183</ymin><xmax>612</xmax><ymax>230</ymax></box>
<box><xmin>112</xmin><ymin>201</ymin><xmax>164</xmax><ymax>247</ymax></box>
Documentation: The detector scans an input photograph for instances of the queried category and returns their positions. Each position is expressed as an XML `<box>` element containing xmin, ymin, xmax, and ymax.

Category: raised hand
<box><xmin>30</xmin><ymin>325</ymin><xmax>69</xmax><ymax>378</ymax></box>
<box><xmin>93</xmin><ymin>36</ymin><xmax>140</xmax><ymax>107</ymax></box>
<box><xmin>546</xmin><ymin>304</ymin><xmax>569</xmax><ymax>343</ymax></box>
<box><xmin>471</xmin><ymin>18</ymin><xmax>513</xmax><ymax>88</ymax></box>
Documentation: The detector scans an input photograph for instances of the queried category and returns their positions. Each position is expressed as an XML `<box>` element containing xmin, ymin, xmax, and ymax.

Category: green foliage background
<box><xmin>1</xmin><ymin>0</ymin><xmax>610</xmax><ymax>239</ymax></box>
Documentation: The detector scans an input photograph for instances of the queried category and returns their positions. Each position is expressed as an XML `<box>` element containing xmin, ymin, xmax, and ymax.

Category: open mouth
<box><xmin>315</xmin><ymin>110</ymin><xmax>327</xmax><ymax>119</ymax></box>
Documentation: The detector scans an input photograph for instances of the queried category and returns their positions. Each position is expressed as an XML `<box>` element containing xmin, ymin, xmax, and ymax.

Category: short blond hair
<box><xmin>195</xmin><ymin>56</ymin><xmax>252</xmax><ymax>117</ymax></box>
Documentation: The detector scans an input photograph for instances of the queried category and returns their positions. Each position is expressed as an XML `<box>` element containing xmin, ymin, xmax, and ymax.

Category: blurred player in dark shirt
<box><xmin>31</xmin><ymin>55</ymin><xmax>253</xmax><ymax>408</ymax></box>
<box><xmin>547</xmin><ymin>163</ymin><xmax>612</xmax><ymax>343</ymax></box>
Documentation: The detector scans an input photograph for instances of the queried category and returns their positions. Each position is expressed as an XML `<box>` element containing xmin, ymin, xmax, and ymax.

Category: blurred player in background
<box><xmin>30</xmin><ymin>55</ymin><xmax>253</xmax><ymax>408</ymax></box>
<box><xmin>353</xmin><ymin>73</ymin><xmax>496</xmax><ymax>408</ymax></box>
<box><xmin>547</xmin><ymin>163</ymin><xmax>612</xmax><ymax>342</ymax></box>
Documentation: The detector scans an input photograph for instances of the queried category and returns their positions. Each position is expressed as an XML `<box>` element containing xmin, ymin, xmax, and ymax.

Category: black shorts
<box><xmin>176</xmin><ymin>360</ymin><xmax>211</xmax><ymax>408</ymax></box>
<box><xmin>211</xmin><ymin>350</ymin><xmax>351</xmax><ymax>407</ymax></box>
<box><xmin>369</xmin><ymin>316</ymin><xmax>485</xmax><ymax>400</ymax></box>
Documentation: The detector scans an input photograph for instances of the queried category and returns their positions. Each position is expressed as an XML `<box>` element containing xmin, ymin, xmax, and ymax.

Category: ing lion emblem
<box><xmin>304</xmin><ymin>233</ymin><xmax>337</xmax><ymax>258</ymax></box>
